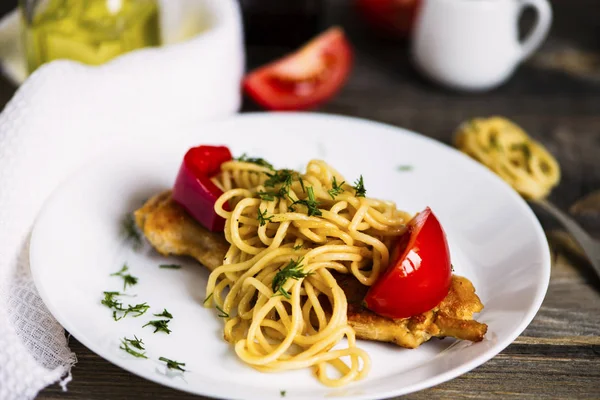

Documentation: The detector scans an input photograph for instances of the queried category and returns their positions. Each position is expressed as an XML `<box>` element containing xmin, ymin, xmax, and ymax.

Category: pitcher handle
<box><xmin>517</xmin><ymin>0</ymin><xmax>552</xmax><ymax>61</ymax></box>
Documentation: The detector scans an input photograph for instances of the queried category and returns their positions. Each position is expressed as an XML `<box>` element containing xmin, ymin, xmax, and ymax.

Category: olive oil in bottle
<box><xmin>21</xmin><ymin>0</ymin><xmax>160</xmax><ymax>74</ymax></box>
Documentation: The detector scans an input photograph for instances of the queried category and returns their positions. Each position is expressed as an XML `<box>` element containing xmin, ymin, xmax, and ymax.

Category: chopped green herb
<box><xmin>111</xmin><ymin>265</ymin><xmax>127</xmax><ymax>275</ymax></box>
<box><xmin>280</xmin><ymin>390</ymin><xmax>287</xmax><ymax>397</ymax></box>
<box><xmin>123</xmin><ymin>335</ymin><xmax>145</xmax><ymax>350</ymax></box>
<box><xmin>263</xmin><ymin>168</ymin><xmax>308</xmax><ymax>201</ymax></box>
<box><xmin>101</xmin><ymin>291</ymin><xmax>123</xmax><ymax>309</ymax></box>
<box><xmin>276</xmin><ymin>287</ymin><xmax>291</xmax><ymax>299</ymax></box>
<box><xmin>293</xmin><ymin>244</ymin><xmax>303</xmax><ymax>251</ymax></box>
<box><xmin>264</xmin><ymin>169</ymin><xmax>295</xmax><ymax>189</ymax></box>
<box><xmin>120</xmin><ymin>336</ymin><xmax>148</xmax><ymax>359</ymax></box>
<box><xmin>143</xmin><ymin>319</ymin><xmax>172</xmax><ymax>334</ymax></box>
<box><xmin>236</xmin><ymin>153</ymin><xmax>274</xmax><ymax>170</ymax></box>
<box><xmin>159</xmin><ymin>356</ymin><xmax>186</xmax><ymax>372</ymax></box>
<box><xmin>101</xmin><ymin>292</ymin><xmax>150</xmax><ymax>321</ymax></box>
<box><xmin>153</xmin><ymin>309</ymin><xmax>173</xmax><ymax>319</ymax></box>
<box><xmin>203</xmin><ymin>292</ymin><xmax>213</xmax><ymax>305</ymax></box>
<box><xmin>290</xmin><ymin>186</ymin><xmax>322</xmax><ymax>217</ymax></box>
<box><xmin>257</xmin><ymin>191</ymin><xmax>277</xmax><ymax>201</ymax></box>
<box><xmin>352</xmin><ymin>175</ymin><xmax>367</xmax><ymax>197</ymax></box>
<box><xmin>272</xmin><ymin>257</ymin><xmax>311</xmax><ymax>299</ymax></box>
<box><xmin>396</xmin><ymin>165</ymin><xmax>413</xmax><ymax>172</ymax></box>
<box><xmin>159</xmin><ymin>264</ymin><xmax>182</xmax><ymax>269</ymax></box>
<box><xmin>121</xmin><ymin>213</ymin><xmax>142</xmax><ymax>250</ymax></box>
<box><xmin>327</xmin><ymin>177</ymin><xmax>345</xmax><ymax>199</ymax></box>
<box><xmin>257</xmin><ymin>208</ymin><xmax>274</xmax><ymax>227</ymax></box>
<box><xmin>216</xmin><ymin>305</ymin><xmax>229</xmax><ymax>318</ymax></box>
<box><xmin>279</xmin><ymin>186</ymin><xmax>294</xmax><ymax>200</ymax></box>
<box><xmin>111</xmin><ymin>264</ymin><xmax>138</xmax><ymax>291</ymax></box>
<box><xmin>113</xmin><ymin>303</ymin><xmax>150</xmax><ymax>321</ymax></box>
<box><xmin>298</xmin><ymin>175</ymin><xmax>306</xmax><ymax>193</ymax></box>
<box><xmin>306</xmin><ymin>187</ymin><xmax>321</xmax><ymax>216</ymax></box>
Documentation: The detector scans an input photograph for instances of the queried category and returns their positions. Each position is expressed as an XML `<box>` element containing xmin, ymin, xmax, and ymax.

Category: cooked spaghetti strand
<box><xmin>205</xmin><ymin>159</ymin><xmax>409</xmax><ymax>386</ymax></box>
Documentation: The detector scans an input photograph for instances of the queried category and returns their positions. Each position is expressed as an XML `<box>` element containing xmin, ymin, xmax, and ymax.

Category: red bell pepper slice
<box><xmin>172</xmin><ymin>145</ymin><xmax>232</xmax><ymax>231</ymax></box>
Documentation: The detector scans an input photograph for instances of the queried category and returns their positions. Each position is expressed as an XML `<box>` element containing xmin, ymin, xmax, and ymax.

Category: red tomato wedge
<box><xmin>243</xmin><ymin>27</ymin><xmax>353</xmax><ymax>111</ymax></box>
<box><xmin>364</xmin><ymin>207</ymin><xmax>452</xmax><ymax>319</ymax></box>
<box><xmin>172</xmin><ymin>145</ymin><xmax>232</xmax><ymax>232</ymax></box>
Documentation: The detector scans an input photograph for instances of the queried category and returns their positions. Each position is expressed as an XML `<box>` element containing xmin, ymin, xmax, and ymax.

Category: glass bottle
<box><xmin>20</xmin><ymin>0</ymin><xmax>160</xmax><ymax>74</ymax></box>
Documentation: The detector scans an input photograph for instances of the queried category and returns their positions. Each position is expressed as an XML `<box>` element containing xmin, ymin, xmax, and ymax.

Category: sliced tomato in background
<box><xmin>243</xmin><ymin>27</ymin><xmax>353</xmax><ymax>111</ymax></box>
<box><xmin>356</xmin><ymin>0</ymin><xmax>421</xmax><ymax>39</ymax></box>
<box><xmin>364</xmin><ymin>207</ymin><xmax>452</xmax><ymax>319</ymax></box>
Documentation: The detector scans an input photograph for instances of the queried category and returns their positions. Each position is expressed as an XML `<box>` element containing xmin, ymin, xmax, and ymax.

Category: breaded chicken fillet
<box><xmin>135</xmin><ymin>191</ymin><xmax>487</xmax><ymax>348</ymax></box>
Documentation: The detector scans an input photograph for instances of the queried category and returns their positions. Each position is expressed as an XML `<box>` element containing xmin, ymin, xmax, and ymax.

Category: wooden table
<box><xmin>1</xmin><ymin>0</ymin><xmax>598</xmax><ymax>398</ymax></box>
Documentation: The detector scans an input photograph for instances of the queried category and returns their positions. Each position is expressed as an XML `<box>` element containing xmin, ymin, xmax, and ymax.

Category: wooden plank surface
<box><xmin>0</xmin><ymin>0</ymin><xmax>598</xmax><ymax>398</ymax></box>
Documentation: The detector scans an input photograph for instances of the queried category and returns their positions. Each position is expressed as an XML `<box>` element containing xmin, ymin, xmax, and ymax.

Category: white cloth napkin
<box><xmin>0</xmin><ymin>1</ymin><xmax>244</xmax><ymax>399</ymax></box>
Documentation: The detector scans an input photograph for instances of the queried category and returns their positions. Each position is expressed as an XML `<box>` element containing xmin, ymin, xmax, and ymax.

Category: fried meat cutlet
<box><xmin>135</xmin><ymin>191</ymin><xmax>487</xmax><ymax>348</ymax></box>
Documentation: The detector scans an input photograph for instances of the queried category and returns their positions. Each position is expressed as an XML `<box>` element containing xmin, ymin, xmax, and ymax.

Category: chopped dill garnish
<box><xmin>264</xmin><ymin>169</ymin><xmax>295</xmax><ymax>189</ymax></box>
<box><xmin>159</xmin><ymin>357</ymin><xmax>186</xmax><ymax>372</ymax></box>
<box><xmin>120</xmin><ymin>336</ymin><xmax>147</xmax><ymax>359</ymax></box>
<box><xmin>290</xmin><ymin>186</ymin><xmax>322</xmax><ymax>217</ymax></box>
<box><xmin>101</xmin><ymin>291</ymin><xmax>123</xmax><ymax>309</ymax></box>
<box><xmin>279</xmin><ymin>186</ymin><xmax>293</xmax><ymax>199</ymax></box>
<box><xmin>110</xmin><ymin>264</ymin><xmax>138</xmax><ymax>291</ymax></box>
<box><xmin>123</xmin><ymin>335</ymin><xmax>145</xmax><ymax>350</ymax></box>
<box><xmin>257</xmin><ymin>191</ymin><xmax>278</xmax><ymax>201</ymax></box>
<box><xmin>352</xmin><ymin>175</ymin><xmax>367</xmax><ymax>197</ymax></box>
<box><xmin>121</xmin><ymin>213</ymin><xmax>142</xmax><ymax>250</ymax></box>
<box><xmin>272</xmin><ymin>257</ymin><xmax>311</xmax><ymax>299</ymax></box>
<box><xmin>293</xmin><ymin>244</ymin><xmax>303</xmax><ymax>250</ymax></box>
<box><xmin>216</xmin><ymin>305</ymin><xmax>229</xmax><ymax>318</ymax></box>
<box><xmin>236</xmin><ymin>153</ymin><xmax>274</xmax><ymax>170</ymax></box>
<box><xmin>263</xmin><ymin>168</ymin><xmax>307</xmax><ymax>200</ymax></box>
<box><xmin>257</xmin><ymin>208</ymin><xmax>274</xmax><ymax>227</ymax></box>
<box><xmin>397</xmin><ymin>165</ymin><xmax>413</xmax><ymax>171</ymax></box>
<box><xmin>305</xmin><ymin>187</ymin><xmax>321</xmax><ymax>216</ymax></box>
<box><xmin>159</xmin><ymin>264</ymin><xmax>182</xmax><ymax>269</ymax></box>
<box><xmin>153</xmin><ymin>309</ymin><xmax>173</xmax><ymax>319</ymax></box>
<box><xmin>113</xmin><ymin>303</ymin><xmax>150</xmax><ymax>321</ymax></box>
<box><xmin>143</xmin><ymin>319</ymin><xmax>172</xmax><ymax>334</ymax></box>
<box><xmin>298</xmin><ymin>175</ymin><xmax>306</xmax><ymax>193</ymax></box>
<box><xmin>203</xmin><ymin>293</ymin><xmax>213</xmax><ymax>305</ymax></box>
<box><xmin>327</xmin><ymin>177</ymin><xmax>345</xmax><ymax>199</ymax></box>
<box><xmin>101</xmin><ymin>291</ymin><xmax>149</xmax><ymax>321</ymax></box>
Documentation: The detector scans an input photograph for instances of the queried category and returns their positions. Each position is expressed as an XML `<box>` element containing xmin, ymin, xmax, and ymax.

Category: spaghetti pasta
<box><xmin>203</xmin><ymin>159</ymin><xmax>411</xmax><ymax>386</ymax></box>
<box><xmin>454</xmin><ymin>116</ymin><xmax>560</xmax><ymax>200</ymax></box>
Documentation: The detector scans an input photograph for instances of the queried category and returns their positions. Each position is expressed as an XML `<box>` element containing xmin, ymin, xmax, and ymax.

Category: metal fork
<box><xmin>534</xmin><ymin>199</ymin><xmax>600</xmax><ymax>279</ymax></box>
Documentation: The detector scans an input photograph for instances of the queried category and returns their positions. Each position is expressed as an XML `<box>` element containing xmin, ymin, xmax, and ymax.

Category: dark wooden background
<box><xmin>2</xmin><ymin>0</ymin><xmax>599</xmax><ymax>399</ymax></box>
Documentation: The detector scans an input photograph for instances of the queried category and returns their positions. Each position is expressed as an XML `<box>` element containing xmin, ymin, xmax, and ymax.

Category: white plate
<box><xmin>30</xmin><ymin>113</ymin><xmax>550</xmax><ymax>400</ymax></box>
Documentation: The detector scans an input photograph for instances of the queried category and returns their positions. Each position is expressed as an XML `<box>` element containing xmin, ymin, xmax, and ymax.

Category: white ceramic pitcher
<box><xmin>411</xmin><ymin>0</ymin><xmax>552</xmax><ymax>91</ymax></box>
